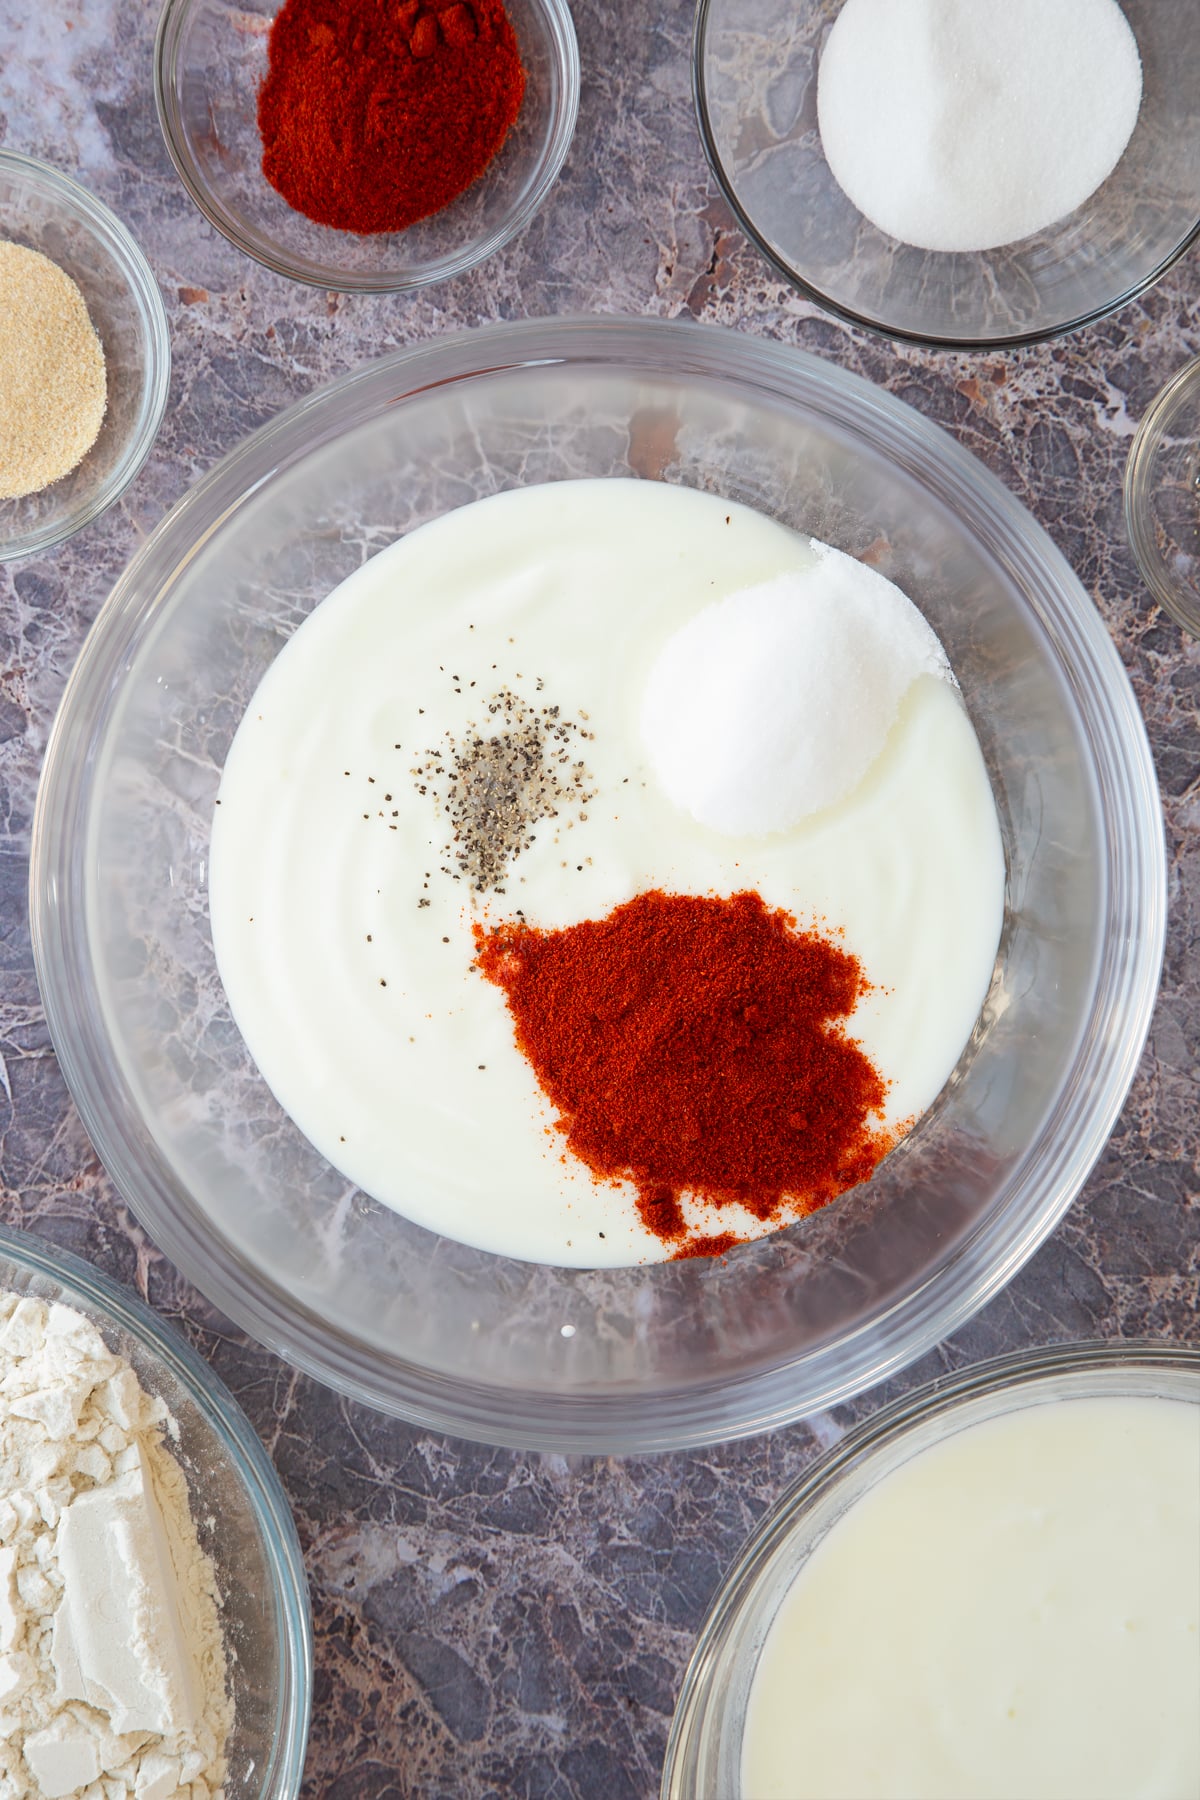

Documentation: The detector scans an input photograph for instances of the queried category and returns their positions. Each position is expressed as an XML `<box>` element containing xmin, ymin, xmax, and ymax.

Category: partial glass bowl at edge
<box><xmin>694</xmin><ymin>0</ymin><xmax>1200</xmax><ymax>348</ymax></box>
<box><xmin>660</xmin><ymin>1341</ymin><xmax>1200</xmax><ymax>1800</ymax></box>
<box><xmin>30</xmin><ymin>317</ymin><xmax>1166</xmax><ymax>1454</ymax></box>
<box><xmin>0</xmin><ymin>150</ymin><xmax>170</xmax><ymax>562</ymax></box>
<box><xmin>1125</xmin><ymin>354</ymin><xmax>1200</xmax><ymax>636</ymax></box>
<box><xmin>0</xmin><ymin>1223</ymin><xmax>311</xmax><ymax>1798</ymax></box>
<box><xmin>154</xmin><ymin>0</ymin><xmax>580</xmax><ymax>291</ymax></box>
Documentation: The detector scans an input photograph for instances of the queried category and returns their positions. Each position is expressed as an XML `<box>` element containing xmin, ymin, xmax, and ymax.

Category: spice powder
<box><xmin>475</xmin><ymin>888</ymin><xmax>898</xmax><ymax>1259</ymax></box>
<box><xmin>0</xmin><ymin>241</ymin><xmax>107</xmax><ymax>502</ymax></box>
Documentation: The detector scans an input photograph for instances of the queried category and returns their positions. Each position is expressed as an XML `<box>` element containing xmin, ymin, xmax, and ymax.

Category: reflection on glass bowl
<box><xmin>0</xmin><ymin>1223</ymin><xmax>311</xmax><ymax>1799</ymax></box>
<box><xmin>30</xmin><ymin>317</ymin><xmax>1165</xmax><ymax>1453</ymax></box>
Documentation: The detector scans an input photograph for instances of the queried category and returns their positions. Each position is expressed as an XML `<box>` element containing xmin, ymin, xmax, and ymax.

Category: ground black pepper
<box><xmin>412</xmin><ymin>684</ymin><xmax>596</xmax><ymax>893</ymax></box>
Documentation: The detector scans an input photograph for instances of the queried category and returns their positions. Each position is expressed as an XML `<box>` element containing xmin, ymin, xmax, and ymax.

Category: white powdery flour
<box><xmin>0</xmin><ymin>1293</ymin><xmax>231</xmax><ymax>1800</ymax></box>
<box><xmin>816</xmin><ymin>0</ymin><xmax>1143</xmax><ymax>253</ymax></box>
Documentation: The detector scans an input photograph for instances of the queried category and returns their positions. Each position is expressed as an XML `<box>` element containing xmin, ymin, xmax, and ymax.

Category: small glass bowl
<box><xmin>154</xmin><ymin>0</ymin><xmax>579</xmax><ymax>292</ymax></box>
<box><xmin>1124</xmin><ymin>355</ymin><xmax>1200</xmax><ymax>636</ymax></box>
<box><xmin>0</xmin><ymin>1222</ymin><xmax>312</xmax><ymax>1798</ymax></box>
<box><xmin>694</xmin><ymin>0</ymin><xmax>1200</xmax><ymax>348</ymax></box>
<box><xmin>662</xmin><ymin>1341</ymin><xmax>1200</xmax><ymax>1799</ymax></box>
<box><xmin>0</xmin><ymin>152</ymin><xmax>170</xmax><ymax>563</ymax></box>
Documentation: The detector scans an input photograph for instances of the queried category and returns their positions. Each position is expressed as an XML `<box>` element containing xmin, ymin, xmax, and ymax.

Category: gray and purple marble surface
<box><xmin>1</xmin><ymin>4</ymin><xmax>1198</xmax><ymax>1796</ymax></box>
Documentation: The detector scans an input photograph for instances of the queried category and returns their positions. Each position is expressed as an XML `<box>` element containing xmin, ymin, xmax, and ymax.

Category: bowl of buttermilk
<box><xmin>694</xmin><ymin>0</ymin><xmax>1200</xmax><ymax>347</ymax></box>
<box><xmin>662</xmin><ymin>1342</ymin><xmax>1200</xmax><ymax>1800</ymax></box>
<box><xmin>31</xmin><ymin>316</ymin><xmax>1164</xmax><ymax>1452</ymax></box>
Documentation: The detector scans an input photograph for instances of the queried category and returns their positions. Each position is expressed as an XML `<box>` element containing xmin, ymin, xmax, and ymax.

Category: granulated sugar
<box><xmin>816</xmin><ymin>0</ymin><xmax>1143</xmax><ymax>253</ymax></box>
<box><xmin>0</xmin><ymin>242</ymin><xmax>107</xmax><ymax>501</ymax></box>
<box><xmin>639</xmin><ymin>544</ymin><xmax>952</xmax><ymax>838</ymax></box>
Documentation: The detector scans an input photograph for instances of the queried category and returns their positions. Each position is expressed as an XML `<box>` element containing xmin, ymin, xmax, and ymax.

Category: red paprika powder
<box><xmin>258</xmin><ymin>0</ymin><xmax>527</xmax><ymax>235</ymax></box>
<box><xmin>474</xmin><ymin>890</ymin><xmax>897</xmax><ymax>1260</ymax></box>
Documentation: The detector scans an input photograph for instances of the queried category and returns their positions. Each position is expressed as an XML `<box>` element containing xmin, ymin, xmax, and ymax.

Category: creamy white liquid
<box><xmin>741</xmin><ymin>1395</ymin><xmax>1200</xmax><ymax>1800</ymax></box>
<box><xmin>209</xmin><ymin>480</ymin><xmax>1004</xmax><ymax>1266</ymax></box>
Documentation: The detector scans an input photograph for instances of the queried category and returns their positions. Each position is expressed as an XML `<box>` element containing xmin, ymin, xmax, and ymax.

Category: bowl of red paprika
<box><xmin>153</xmin><ymin>0</ymin><xmax>579</xmax><ymax>290</ymax></box>
<box><xmin>31</xmin><ymin>316</ymin><xmax>1165</xmax><ymax>1454</ymax></box>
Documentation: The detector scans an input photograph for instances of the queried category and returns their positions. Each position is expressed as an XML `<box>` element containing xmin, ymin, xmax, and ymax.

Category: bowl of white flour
<box><xmin>694</xmin><ymin>0</ymin><xmax>1200</xmax><ymax>346</ymax></box>
<box><xmin>0</xmin><ymin>1224</ymin><xmax>310</xmax><ymax>1800</ymax></box>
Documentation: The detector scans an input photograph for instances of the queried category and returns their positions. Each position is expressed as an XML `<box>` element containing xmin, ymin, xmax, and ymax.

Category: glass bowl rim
<box><xmin>1123</xmin><ymin>352</ymin><xmax>1200</xmax><ymax>636</ymax></box>
<box><xmin>691</xmin><ymin>0</ymin><xmax>1200</xmax><ymax>352</ymax></box>
<box><xmin>153</xmin><ymin>0</ymin><xmax>581</xmax><ymax>293</ymax></box>
<box><xmin>0</xmin><ymin>1219</ymin><xmax>313</xmax><ymax>1796</ymax></box>
<box><xmin>29</xmin><ymin>313</ymin><xmax>1167</xmax><ymax>1451</ymax></box>
<box><xmin>0</xmin><ymin>148</ymin><xmax>172</xmax><ymax>564</ymax></box>
<box><xmin>661</xmin><ymin>1338</ymin><xmax>1200</xmax><ymax>1798</ymax></box>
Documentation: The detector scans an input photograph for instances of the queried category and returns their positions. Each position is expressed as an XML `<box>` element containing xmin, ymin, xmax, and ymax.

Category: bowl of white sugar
<box><xmin>663</xmin><ymin>1342</ymin><xmax>1200</xmax><ymax>1800</ymax></box>
<box><xmin>30</xmin><ymin>316</ymin><xmax>1164</xmax><ymax>1452</ymax></box>
<box><xmin>0</xmin><ymin>152</ymin><xmax>170</xmax><ymax>562</ymax></box>
<box><xmin>694</xmin><ymin>0</ymin><xmax>1200</xmax><ymax>346</ymax></box>
<box><xmin>0</xmin><ymin>1223</ymin><xmax>311</xmax><ymax>1798</ymax></box>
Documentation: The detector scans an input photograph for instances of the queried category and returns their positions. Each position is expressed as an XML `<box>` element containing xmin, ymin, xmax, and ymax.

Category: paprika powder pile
<box><xmin>475</xmin><ymin>889</ymin><xmax>897</xmax><ymax>1259</ymax></box>
<box><xmin>258</xmin><ymin>0</ymin><xmax>527</xmax><ymax>235</ymax></box>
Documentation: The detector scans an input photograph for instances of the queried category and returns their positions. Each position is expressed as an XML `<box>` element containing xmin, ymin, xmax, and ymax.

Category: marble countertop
<box><xmin>1</xmin><ymin>3</ymin><xmax>1197</xmax><ymax>1796</ymax></box>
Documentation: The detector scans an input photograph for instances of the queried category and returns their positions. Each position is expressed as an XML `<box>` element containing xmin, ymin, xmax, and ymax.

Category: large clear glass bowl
<box><xmin>0</xmin><ymin>1222</ymin><xmax>311</xmax><ymax>1797</ymax></box>
<box><xmin>661</xmin><ymin>1341</ymin><xmax>1200</xmax><ymax>1798</ymax></box>
<box><xmin>154</xmin><ymin>0</ymin><xmax>579</xmax><ymax>292</ymax></box>
<box><xmin>694</xmin><ymin>0</ymin><xmax>1200</xmax><ymax>348</ymax></box>
<box><xmin>30</xmin><ymin>317</ymin><xmax>1165</xmax><ymax>1452</ymax></box>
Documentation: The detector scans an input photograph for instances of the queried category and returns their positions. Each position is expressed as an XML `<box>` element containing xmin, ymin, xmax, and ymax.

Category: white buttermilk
<box><xmin>209</xmin><ymin>480</ymin><xmax>1005</xmax><ymax>1266</ymax></box>
<box><xmin>741</xmin><ymin>1395</ymin><xmax>1200</xmax><ymax>1800</ymax></box>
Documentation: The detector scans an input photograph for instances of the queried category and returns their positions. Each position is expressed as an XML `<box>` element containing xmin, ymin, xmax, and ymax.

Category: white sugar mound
<box><xmin>816</xmin><ymin>0</ymin><xmax>1143</xmax><ymax>254</ymax></box>
<box><xmin>640</xmin><ymin>544</ymin><xmax>952</xmax><ymax>838</ymax></box>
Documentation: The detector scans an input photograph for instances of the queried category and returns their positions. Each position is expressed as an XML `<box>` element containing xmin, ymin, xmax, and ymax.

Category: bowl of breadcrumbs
<box><xmin>0</xmin><ymin>151</ymin><xmax>170</xmax><ymax>563</ymax></box>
